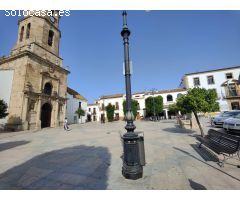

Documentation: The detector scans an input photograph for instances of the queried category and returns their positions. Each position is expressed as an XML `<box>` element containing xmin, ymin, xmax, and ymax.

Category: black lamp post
<box><xmin>121</xmin><ymin>11</ymin><xmax>145</xmax><ymax>180</ymax></box>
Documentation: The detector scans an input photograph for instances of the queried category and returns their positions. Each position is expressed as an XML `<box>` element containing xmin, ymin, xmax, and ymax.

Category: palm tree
<box><xmin>75</xmin><ymin>108</ymin><xmax>85</xmax><ymax>124</ymax></box>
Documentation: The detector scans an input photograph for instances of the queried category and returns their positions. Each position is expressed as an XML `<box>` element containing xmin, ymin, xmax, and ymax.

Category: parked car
<box><xmin>223</xmin><ymin>113</ymin><xmax>240</xmax><ymax>133</ymax></box>
<box><xmin>212</xmin><ymin>110</ymin><xmax>240</xmax><ymax>127</ymax></box>
<box><xmin>210</xmin><ymin>111</ymin><xmax>226</xmax><ymax>124</ymax></box>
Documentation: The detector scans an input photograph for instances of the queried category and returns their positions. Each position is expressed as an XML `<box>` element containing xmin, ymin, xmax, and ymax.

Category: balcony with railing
<box><xmin>225</xmin><ymin>87</ymin><xmax>240</xmax><ymax>98</ymax></box>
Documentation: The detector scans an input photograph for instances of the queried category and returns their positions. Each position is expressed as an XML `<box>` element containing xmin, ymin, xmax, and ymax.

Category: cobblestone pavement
<box><xmin>0</xmin><ymin>120</ymin><xmax>240</xmax><ymax>190</ymax></box>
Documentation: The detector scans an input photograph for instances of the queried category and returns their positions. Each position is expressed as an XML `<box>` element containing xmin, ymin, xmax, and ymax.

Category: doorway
<box><xmin>231</xmin><ymin>102</ymin><xmax>240</xmax><ymax>110</ymax></box>
<box><xmin>41</xmin><ymin>103</ymin><xmax>52</xmax><ymax>128</ymax></box>
<box><xmin>115</xmin><ymin>113</ymin><xmax>120</xmax><ymax>121</ymax></box>
<box><xmin>87</xmin><ymin>114</ymin><xmax>92</xmax><ymax>122</ymax></box>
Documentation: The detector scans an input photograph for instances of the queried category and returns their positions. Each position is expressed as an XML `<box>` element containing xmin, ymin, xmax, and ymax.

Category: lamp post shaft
<box><xmin>121</xmin><ymin>11</ymin><xmax>135</xmax><ymax>132</ymax></box>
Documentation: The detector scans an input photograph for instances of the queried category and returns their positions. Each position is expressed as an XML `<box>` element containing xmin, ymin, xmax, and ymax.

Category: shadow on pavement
<box><xmin>0</xmin><ymin>141</ymin><xmax>30</xmax><ymax>152</ymax></box>
<box><xmin>173</xmin><ymin>147</ymin><xmax>240</xmax><ymax>183</ymax></box>
<box><xmin>163</xmin><ymin>126</ymin><xmax>196</xmax><ymax>134</ymax></box>
<box><xmin>0</xmin><ymin>145</ymin><xmax>111</xmax><ymax>190</ymax></box>
<box><xmin>190</xmin><ymin>144</ymin><xmax>218</xmax><ymax>162</ymax></box>
<box><xmin>188</xmin><ymin>179</ymin><xmax>207</xmax><ymax>190</ymax></box>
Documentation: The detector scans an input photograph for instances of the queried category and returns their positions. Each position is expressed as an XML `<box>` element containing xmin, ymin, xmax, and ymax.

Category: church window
<box><xmin>48</xmin><ymin>30</ymin><xmax>54</xmax><ymax>46</ymax></box>
<box><xmin>26</xmin><ymin>23</ymin><xmax>31</xmax><ymax>39</ymax></box>
<box><xmin>43</xmin><ymin>82</ymin><xmax>52</xmax><ymax>95</ymax></box>
<box><xmin>20</xmin><ymin>26</ymin><xmax>24</xmax><ymax>42</ymax></box>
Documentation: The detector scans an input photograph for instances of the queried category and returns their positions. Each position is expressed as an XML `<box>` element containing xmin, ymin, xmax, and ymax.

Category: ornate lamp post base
<box><xmin>122</xmin><ymin>132</ymin><xmax>144</xmax><ymax>180</ymax></box>
<box><xmin>122</xmin><ymin>163</ymin><xmax>143</xmax><ymax>180</ymax></box>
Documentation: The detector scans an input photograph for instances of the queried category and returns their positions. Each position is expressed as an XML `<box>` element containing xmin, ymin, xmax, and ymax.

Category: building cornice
<box><xmin>100</xmin><ymin>94</ymin><xmax>124</xmax><ymax>99</ymax></box>
<box><xmin>97</xmin><ymin>88</ymin><xmax>187</xmax><ymax>101</ymax></box>
<box><xmin>0</xmin><ymin>50</ymin><xmax>70</xmax><ymax>74</ymax></box>
<box><xmin>24</xmin><ymin>90</ymin><xmax>67</xmax><ymax>102</ymax></box>
<box><xmin>11</xmin><ymin>42</ymin><xmax>63</xmax><ymax>61</ymax></box>
<box><xmin>184</xmin><ymin>66</ymin><xmax>240</xmax><ymax>76</ymax></box>
<box><xmin>88</xmin><ymin>103</ymin><xmax>98</xmax><ymax>106</ymax></box>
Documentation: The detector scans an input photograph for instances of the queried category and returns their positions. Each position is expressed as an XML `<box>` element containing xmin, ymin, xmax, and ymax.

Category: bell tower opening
<box><xmin>48</xmin><ymin>30</ymin><xmax>54</xmax><ymax>46</ymax></box>
<box><xmin>26</xmin><ymin>23</ymin><xmax>31</xmax><ymax>39</ymax></box>
<box><xmin>19</xmin><ymin>26</ymin><xmax>24</xmax><ymax>42</ymax></box>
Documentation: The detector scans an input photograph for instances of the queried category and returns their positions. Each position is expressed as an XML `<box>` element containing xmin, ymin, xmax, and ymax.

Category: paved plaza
<box><xmin>0</xmin><ymin>120</ymin><xmax>240</xmax><ymax>190</ymax></box>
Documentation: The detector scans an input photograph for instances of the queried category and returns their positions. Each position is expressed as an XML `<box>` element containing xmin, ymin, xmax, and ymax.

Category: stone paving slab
<box><xmin>0</xmin><ymin>120</ymin><xmax>240</xmax><ymax>189</ymax></box>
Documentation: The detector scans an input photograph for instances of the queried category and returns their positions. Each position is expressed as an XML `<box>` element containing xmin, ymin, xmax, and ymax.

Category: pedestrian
<box><xmin>64</xmin><ymin>117</ymin><xmax>70</xmax><ymax>131</ymax></box>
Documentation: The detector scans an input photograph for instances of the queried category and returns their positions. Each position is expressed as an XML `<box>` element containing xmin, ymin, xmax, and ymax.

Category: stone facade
<box><xmin>0</xmin><ymin>12</ymin><xmax>69</xmax><ymax>131</ymax></box>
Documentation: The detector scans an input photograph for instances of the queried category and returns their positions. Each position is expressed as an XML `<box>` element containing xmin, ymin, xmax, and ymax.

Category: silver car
<box><xmin>223</xmin><ymin>113</ymin><xmax>240</xmax><ymax>133</ymax></box>
<box><xmin>212</xmin><ymin>110</ymin><xmax>240</xmax><ymax>127</ymax></box>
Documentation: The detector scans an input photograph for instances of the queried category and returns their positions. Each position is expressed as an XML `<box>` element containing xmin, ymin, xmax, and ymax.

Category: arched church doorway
<box><xmin>41</xmin><ymin>103</ymin><xmax>52</xmax><ymax>128</ymax></box>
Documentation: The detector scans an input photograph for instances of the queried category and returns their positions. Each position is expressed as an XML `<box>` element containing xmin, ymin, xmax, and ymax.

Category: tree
<box><xmin>75</xmin><ymin>108</ymin><xmax>85</xmax><ymax>123</ymax></box>
<box><xmin>0</xmin><ymin>99</ymin><xmax>8</xmax><ymax>119</ymax></box>
<box><xmin>145</xmin><ymin>96</ymin><xmax>163</xmax><ymax>117</ymax></box>
<box><xmin>123</xmin><ymin>99</ymin><xmax>139</xmax><ymax>120</ymax></box>
<box><xmin>168</xmin><ymin>103</ymin><xmax>179</xmax><ymax>115</ymax></box>
<box><xmin>168</xmin><ymin>103</ymin><xmax>187</xmax><ymax>115</ymax></box>
<box><xmin>176</xmin><ymin>88</ymin><xmax>219</xmax><ymax>137</ymax></box>
<box><xmin>105</xmin><ymin>103</ymin><xmax>115</xmax><ymax>122</ymax></box>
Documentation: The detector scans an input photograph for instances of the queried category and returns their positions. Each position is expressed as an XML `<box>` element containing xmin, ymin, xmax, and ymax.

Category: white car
<box><xmin>223</xmin><ymin>113</ymin><xmax>240</xmax><ymax>133</ymax></box>
<box><xmin>212</xmin><ymin>111</ymin><xmax>240</xmax><ymax>127</ymax></box>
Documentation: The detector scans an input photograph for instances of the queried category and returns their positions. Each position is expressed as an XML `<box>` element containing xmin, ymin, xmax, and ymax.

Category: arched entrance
<box><xmin>41</xmin><ymin>103</ymin><xmax>52</xmax><ymax>128</ymax></box>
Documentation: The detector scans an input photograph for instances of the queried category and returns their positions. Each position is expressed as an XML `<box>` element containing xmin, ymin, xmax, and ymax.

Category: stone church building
<box><xmin>0</xmin><ymin>11</ymin><xmax>69</xmax><ymax>131</ymax></box>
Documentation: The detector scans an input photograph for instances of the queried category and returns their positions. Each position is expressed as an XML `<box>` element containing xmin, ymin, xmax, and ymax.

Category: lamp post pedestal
<box><xmin>122</xmin><ymin>132</ymin><xmax>143</xmax><ymax>180</ymax></box>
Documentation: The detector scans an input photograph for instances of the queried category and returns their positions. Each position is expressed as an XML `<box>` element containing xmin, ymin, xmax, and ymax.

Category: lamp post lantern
<box><xmin>121</xmin><ymin>11</ymin><xmax>145</xmax><ymax>180</ymax></box>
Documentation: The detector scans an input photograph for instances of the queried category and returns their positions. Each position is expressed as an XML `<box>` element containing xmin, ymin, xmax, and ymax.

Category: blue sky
<box><xmin>1</xmin><ymin>11</ymin><xmax>240</xmax><ymax>103</ymax></box>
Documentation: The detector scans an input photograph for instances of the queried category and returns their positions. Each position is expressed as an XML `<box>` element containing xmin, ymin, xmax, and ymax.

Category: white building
<box><xmin>97</xmin><ymin>93</ymin><xmax>124</xmax><ymax>121</ymax></box>
<box><xmin>180</xmin><ymin>66</ymin><xmax>240</xmax><ymax>111</ymax></box>
<box><xmin>87</xmin><ymin>88</ymin><xmax>187</xmax><ymax>122</ymax></box>
<box><xmin>66</xmin><ymin>87</ymin><xmax>87</xmax><ymax>124</ymax></box>
<box><xmin>0</xmin><ymin>70</ymin><xmax>14</xmax><ymax>127</ymax></box>
<box><xmin>143</xmin><ymin>88</ymin><xmax>187</xmax><ymax>119</ymax></box>
<box><xmin>87</xmin><ymin>103</ymin><xmax>100</xmax><ymax>122</ymax></box>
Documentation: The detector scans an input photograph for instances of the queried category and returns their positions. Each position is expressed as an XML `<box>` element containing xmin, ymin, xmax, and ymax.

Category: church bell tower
<box><xmin>0</xmin><ymin>10</ymin><xmax>69</xmax><ymax>131</ymax></box>
<box><xmin>12</xmin><ymin>11</ymin><xmax>62</xmax><ymax>60</ymax></box>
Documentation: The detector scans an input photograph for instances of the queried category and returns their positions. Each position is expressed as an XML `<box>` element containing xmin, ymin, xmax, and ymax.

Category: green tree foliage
<box><xmin>176</xmin><ymin>88</ymin><xmax>219</xmax><ymax>136</ymax></box>
<box><xmin>75</xmin><ymin>108</ymin><xmax>85</xmax><ymax>118</ymax></box>
<box><xmin>75</xmin><ymin>108</ymin><xmax>85</xmax><ymax>123</ymax></box>
<box><xmin>205</xmin><ymin>89</ymin><xmax>220</xmax><ymax>112</ymax></box>
<box><xmin>145</xmin><ymin>96</ymin><xmax>163</xmax><ymax>116</ymax></box>
<box><xmin>123</xmin><ymin>99</ymin><xmax>139</xmax><ymax>120</ymax></box>
<box><xmin>0</xmin><ymin>99</ymin><xmax>8</xmax><ymax>119</ymax></box>
<box><xmin>105</xmin><ymin>103</ymin><xmax>115</xmax><ymax>122</ymax></box>
<box><xmin>168</xmin><ymin>103</ymin><xmax>179</xmax><ymax>115</ymax></box>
